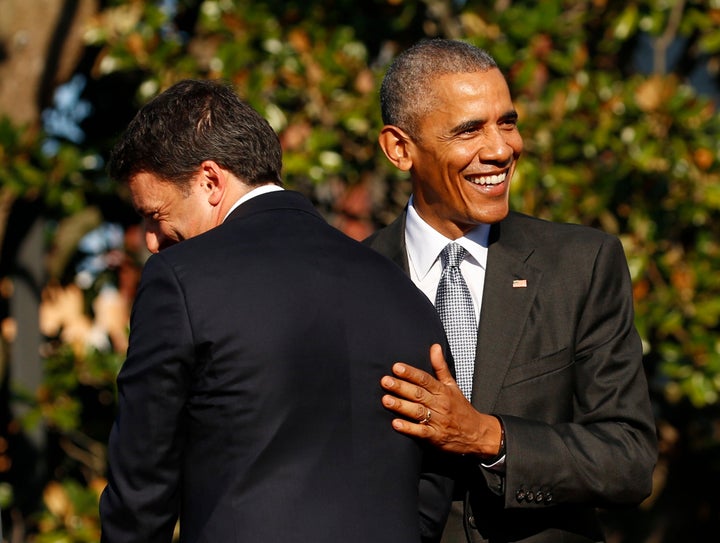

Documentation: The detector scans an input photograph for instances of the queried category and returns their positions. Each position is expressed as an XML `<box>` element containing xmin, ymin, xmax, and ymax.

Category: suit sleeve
<box><xmin>497</xmin><ymin>235</ymin><xmax>657</xmax><ymax>508</ymax></box>
<box><xmin>100</xmin><ymin>254</ymin><xmax>193</xmax><ymax>542</ymax></box>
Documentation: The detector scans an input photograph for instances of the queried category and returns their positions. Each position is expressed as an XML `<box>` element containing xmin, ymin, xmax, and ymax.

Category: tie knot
<box><xmin>440</xmin><ymin>242</ymin><xmax>467</xmax><ymax>269</ymax></box>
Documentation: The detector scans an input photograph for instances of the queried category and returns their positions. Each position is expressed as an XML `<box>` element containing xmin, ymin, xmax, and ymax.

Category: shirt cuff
<box><xmin>480</xmin><ymin>416</ymin><xmax>506</xmax><ymax>472</ymax></box>
<box><xmin>481</xmin><ymin>453</ymin><xmax>506</xmax><ymax>472</ymax></box>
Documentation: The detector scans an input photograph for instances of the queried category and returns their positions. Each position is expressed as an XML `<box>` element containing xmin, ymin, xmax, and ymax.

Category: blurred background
<box><xmin>0</xmin><ymin>0</ymin><xmax>719</xmax><ymax>541</ymax></box>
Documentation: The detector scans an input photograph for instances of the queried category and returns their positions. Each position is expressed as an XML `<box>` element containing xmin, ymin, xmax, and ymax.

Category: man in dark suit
<box><xmin>99</xmin><ymin>79</ymin><xmax>451</xmax><ymax>543</ymax></box>
<box><xmin>366</xmin><ymin>39</ymin><xmax>658</xmax><ymax>542</ymax></box>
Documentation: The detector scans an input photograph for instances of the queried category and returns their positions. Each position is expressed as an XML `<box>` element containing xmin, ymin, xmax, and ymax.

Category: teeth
<box><xmin>467</xmin><ymin>172</ymin><xmax>506</xmax><ymax>186</ymax></box>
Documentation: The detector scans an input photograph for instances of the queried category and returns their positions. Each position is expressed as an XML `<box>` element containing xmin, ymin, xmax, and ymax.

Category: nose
<box><xmin>144</xmin><ymin>221</ymin><xmax>177</xmax><ymax>253</ymax></box>
<box><xmin>143</xmin><ymin>220</ymin><xmax>164</xmax><ymax>253</ymax></box>
<box><xmin>144</xmin><ymin>230</ymin><xmax>161</xmax><ymax>254</ymax></box>
<box><xmin>479</xmin><ymin>127</ymin><xmax>515</xmax><ymax>164</ymax></box>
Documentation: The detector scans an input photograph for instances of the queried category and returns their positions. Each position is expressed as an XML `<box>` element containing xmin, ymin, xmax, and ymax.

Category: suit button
<box><xmin>467</xmin><ymin>515</ymin><xmax>476</xmax><ymax>528</ymax></box>
<box><xmin>545</xmin><ymin>492</ymin><xmax>553</xmax><ymax>503</ymax></box>
<box><xmin>516</xmin><ymin>489</ymin><xmax>526</xmax><ymax>502</ymax></box>
<box><xmin>535</xmin><ymin>491</ymin><xmax>544</xmax><ymax>503</ymax></box>
<box><xmin>526</xmin><ymin>490</ymin><xmax>535</xmax><ymax>502</ymax></box>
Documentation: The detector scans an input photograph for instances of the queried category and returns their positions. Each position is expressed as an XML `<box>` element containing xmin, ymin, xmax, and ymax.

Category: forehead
<box><xmin>426</xmin><ymin>69</ymin><xmax>514</xmax><ymax>116</ymax></box>
<box><xmin>127</xmin><ymin>172</ymin><xmax>183</xmax><ymax>214</ymax></box>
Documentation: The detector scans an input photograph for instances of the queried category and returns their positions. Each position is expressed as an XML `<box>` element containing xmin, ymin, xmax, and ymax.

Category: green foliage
<box><xmin>4</xmin><ymin>0</ymin><xmax>720</xmax><ymax>540</ymax></box>
<box><xmin>34</xmin><ymin>479</ymin><xmax>104</xmax><ymax>543</ymax></box>
<box><xmin>21</xmin><ymin>344</ymin><xmax>122</xmax><ymax>434</ymax></box>
<box><xmin>0</xmin><ymin>118</ymin><xmax>107</xmax><ymax>217</ymax></box>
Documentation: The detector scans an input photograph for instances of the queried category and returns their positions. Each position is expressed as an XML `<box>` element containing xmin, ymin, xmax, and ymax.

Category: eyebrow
<box><xmin>449</xmin><ymin>110</ymin><xmax>519</xmax><ymax>135</ymax></box>
<box><xmin>502</xmin><ymin>110</ymin><xmax>519</xmax><ymax>123</ymax></box>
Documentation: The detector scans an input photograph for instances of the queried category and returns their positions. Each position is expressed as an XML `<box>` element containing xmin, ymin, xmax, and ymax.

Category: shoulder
<box><xmin>364</xmin><ymin>212</ymin><xmax>405</xmax><ymax>248</ymax></box>
<box><xmin>363</xmin><ymin>211</ymin><xmax>408</xmax><ymax>269</ymax></box>
<box><xmin>502</xmin><ymin>211</ymin><xmax>621</xmax><ymax>251</ymax></box>
<box><xmin>498</xmin><ymin>212</ymin><xmax>628</xmax><ymax>274</ymax></box>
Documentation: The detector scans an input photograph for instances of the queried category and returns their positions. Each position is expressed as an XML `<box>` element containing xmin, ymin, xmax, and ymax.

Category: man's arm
<box><xmin>100</xmin><ymin>255</ymin><xmax>192</xmax><ymax>542</ymax></box>
<box><xmin>498</xmin><ymin>235</ymin><xmax>657</xmax><ymax>507</ymax></box>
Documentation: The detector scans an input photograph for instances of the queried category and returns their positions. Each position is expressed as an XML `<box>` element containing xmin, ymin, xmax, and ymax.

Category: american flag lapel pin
<box><xmin>512</xmin><ymin>279</ymin><xmax>528</xmax><ymax>288</ymax></box>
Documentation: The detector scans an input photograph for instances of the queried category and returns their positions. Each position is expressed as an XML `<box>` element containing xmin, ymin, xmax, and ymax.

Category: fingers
<box><xmin>380</xmin><ymin>371</ymin><xmax>435</xmax><ymax>409</ymax></box>
<box><xmin>394</xmin><ymin>361</ymin><xmax>437</xmax><ymax>387</ymax></box>
<box><xmin>379</xmin><ymin>344</ymin><xmax>457</xmax><ymax>402</ymax></box>
<box><xmin>381</xmin><ymin>393</ymin><xmax>429</xmax><ymax>422</ymax></box>
<box><xmin>391</xmin><ymin>416</ymin><xmax>433</xmax><ymax>436</ymax></box>
<box><xmin>429</xmin><ymin>343</ymin><xmax>456</xmax><ymax>385</ymax></box>
<box><xmin>381</xmin><ymin>394</ymin><xmax>434</xmax><ymax>437</ymax></box>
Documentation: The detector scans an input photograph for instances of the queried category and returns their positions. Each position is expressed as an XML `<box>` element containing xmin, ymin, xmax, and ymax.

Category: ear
<box><xmin>198</xmin><ymin>160</ymin><xmax>226</xmax><ymax>206</ymax></box>
<box><xmin>378</xmin><ymin>125</ymin><xmax>413</xmax><ymax>172</ymax></box>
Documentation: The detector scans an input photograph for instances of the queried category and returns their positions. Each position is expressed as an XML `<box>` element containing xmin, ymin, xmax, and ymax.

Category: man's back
<box><xmin>100</xmin><ymin>191</ymin><xmax>448</xmax><ymax>543</ymax></box>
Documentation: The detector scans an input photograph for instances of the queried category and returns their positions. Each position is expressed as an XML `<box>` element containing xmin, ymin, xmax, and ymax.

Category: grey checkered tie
<box><xmin>435</xmin><ymin>243</ymin><xmax>476</xmax><ymax>400</ymax></box>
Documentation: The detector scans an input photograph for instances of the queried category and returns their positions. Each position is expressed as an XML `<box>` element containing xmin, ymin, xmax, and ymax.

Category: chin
<box><xmin>472</xmin><ymin>204</ymin><xmax>509</xmax><ymax>225</ymax></box>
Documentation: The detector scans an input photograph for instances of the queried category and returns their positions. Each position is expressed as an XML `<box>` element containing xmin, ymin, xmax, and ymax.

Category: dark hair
<box><xmin>108</xmin><ymin>79</ymin><xmax>283</xmax><ymax>190</ymax></box>
<box><xmin>380</xmin><ymin>39</ymin><xmax>498</xmax><ymax>139</ymax></box>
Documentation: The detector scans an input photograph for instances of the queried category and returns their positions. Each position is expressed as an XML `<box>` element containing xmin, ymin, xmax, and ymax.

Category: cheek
<box><xmin>181</xmin><ymin>211</ymin><xmax>213</xmax><ymax>240</ymax></box>
<box><xmin>509</xmin><ymin>133</ymin><xmax>524</xmax><ymax>156</ymax></box>
<box><xmin>153</xmin><ymin>218</ymin><xmax>184</xmax><ymax>243</ymax></box>
<box><xmin>442</xmin><ymin>147</ymin><xmax>477</xmax><ymax>173</ymax></box>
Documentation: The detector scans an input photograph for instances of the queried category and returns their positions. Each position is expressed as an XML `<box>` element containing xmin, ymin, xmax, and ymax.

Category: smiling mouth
<box><xmin>465</xmin><ymin>172</ymin><xmax>507</xmax><ymax>186</ymax></box>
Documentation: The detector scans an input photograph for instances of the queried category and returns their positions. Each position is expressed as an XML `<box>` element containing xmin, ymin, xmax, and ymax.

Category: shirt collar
<box><xmin>223</xmin><ymin>184</ymin><xmax>284</xmax><ymax>222</ymax></box>
<box><xmin>405</xmin><ymin>195</ymin><xmax>491</xmax><ymax>280</ymax></box>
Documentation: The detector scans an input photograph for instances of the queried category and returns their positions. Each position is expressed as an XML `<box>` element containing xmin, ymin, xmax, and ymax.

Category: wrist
<box><xmin>483</xmin><ymin>416</ymin><xmax>505</xmax><ymax>463</ymax></box>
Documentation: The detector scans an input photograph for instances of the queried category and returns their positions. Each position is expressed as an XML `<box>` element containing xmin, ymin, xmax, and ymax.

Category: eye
<box><xmin>451</xmin><ymin>121</ymin><xmax>483</xmax><ymax>138</ymax></box>
<box><xmin>500</xmin><ymin>115</ymin><xmax>519</xmax><ymax>129</ymax></box>
<box><xmin>140</xmin><ymin>210</ymin><xmax>160</xmax><ymax>223</ymax></box>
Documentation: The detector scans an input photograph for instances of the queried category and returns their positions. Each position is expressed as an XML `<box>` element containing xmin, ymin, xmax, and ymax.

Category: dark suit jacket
<box><xmin>365</xmin><ymin>209</ymin><xmax>658</xmax><ymax>543</ymax></box>
<box><xmin>99</xmin><ymin>190</ymin><xmax>450</xmax><ymax>543</ymax></box>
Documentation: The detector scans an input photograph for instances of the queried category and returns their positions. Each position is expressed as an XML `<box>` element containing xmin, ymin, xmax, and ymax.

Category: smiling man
<box><xmin>366</xmin><ymin>39</ymin><xmax>657</xmax><ymax>543</ymax></box>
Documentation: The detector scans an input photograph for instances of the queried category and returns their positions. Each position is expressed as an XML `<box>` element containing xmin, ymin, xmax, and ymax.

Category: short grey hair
<box><xmin>380</xmin><ymin>39</ymin><xmax>498</xmax><ymax>139</ymax></box>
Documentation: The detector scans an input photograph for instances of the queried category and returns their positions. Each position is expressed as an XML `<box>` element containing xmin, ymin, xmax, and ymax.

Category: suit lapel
<box><xmin>471</xmin><ymin>214</ymin><xmax>541</xmax><ymax>413</ymax></box>
<box><xmin>367</xmin><ymin>210</ymin><xmax>541</xmax><ymax>414</ymax></box>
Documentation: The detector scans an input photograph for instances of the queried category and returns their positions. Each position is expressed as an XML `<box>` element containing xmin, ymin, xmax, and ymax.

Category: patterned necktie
<box><xmin>435</xmin><ymin>242</ymin><xmax>477</xmax><ymax>400</ymax></box>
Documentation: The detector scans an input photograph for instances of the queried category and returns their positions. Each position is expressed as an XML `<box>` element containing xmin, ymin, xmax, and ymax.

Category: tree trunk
<box><xmin>0</xmin><ymin>0</ymin><xmax>97</xmax><ymax>537</ymax></box>
<box><xmin>0</xmin><ymin>0</ymin><xmax>98</xmax><ymax>126</ymax></box>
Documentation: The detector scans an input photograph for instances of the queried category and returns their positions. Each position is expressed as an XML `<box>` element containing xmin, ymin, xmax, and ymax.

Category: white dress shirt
<box><xmin>404</xmin><ymin>197</ymin><xmax>490</xmax><ymax>318</ymax></box>
<box><xmin>223</xmin><ymin>184</ymin><xmax>284</xmax><ymax>222</ymax></box>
